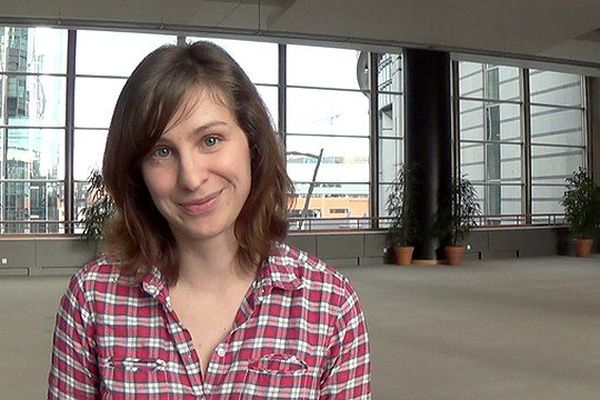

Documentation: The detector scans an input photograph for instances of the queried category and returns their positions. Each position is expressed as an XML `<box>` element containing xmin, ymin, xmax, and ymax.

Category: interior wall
<box><xmin>589</xmin><ymin>77</ymin><xmax>600</xmax><ymax>184</ymax></box>
<box><xmin>0</xmin><ymin>226</ymin><xmax>593</xmax><ymax>277</ymax></box>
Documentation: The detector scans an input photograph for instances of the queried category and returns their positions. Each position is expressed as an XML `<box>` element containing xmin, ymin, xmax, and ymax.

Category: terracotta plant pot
<box><xmin>444</xmin><ymin>245</ymin><xmax>465</xmax><ymax>265</ymax></box>
<box><xmin>393</xmin><ymin>246</ymin><xmax>414</xmax><ymax>265</ymax></box>
<box><xmin>574</xmin><ymin>239</ymin><xmax>594</xmax><ymax>257</ymax></box>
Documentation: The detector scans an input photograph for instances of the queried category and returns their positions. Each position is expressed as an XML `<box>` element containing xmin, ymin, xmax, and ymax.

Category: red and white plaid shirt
<box><xmin>48</xmin><ymin>242</ymin><xmax>371</xmax><ymax>399</ymax></box>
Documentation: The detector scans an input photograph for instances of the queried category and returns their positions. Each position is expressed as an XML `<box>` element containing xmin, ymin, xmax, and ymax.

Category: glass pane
<box><xmin>1</xmin><ymin>181</ymin><xmax>64</xmax><ymax>233</ymax></box>
<box><xmin>188</xmin><ymin>37</ymin><xmax>278</xmax><ymax>84</ymax></box>
<box><xmin>531</xmin><ymin>145</ymin><xmax>584</xmax><ymax>184</ymax></box>
<box><xmin>459</xmin><ymin>62</ymin><xmax>521</xmax><ymax>101</ymax></box>
<box><xmin>477</xmin><ymin>184</ymin><xmax>523</xmax><ymax>221</ymax></box>
<box><xmin>289</xmin><ymin>183</ymin><xmax>370</xmax><ymax>230</ymax></box>
<box><xmin>461</xmin><ymin>142</ymin><xmax>484</xmax><ymax>181</ymax></box>
<box><xmin>288</xmin><ymin>45</ymin><xmax>363</xmax><ymax>90</ymax></box>
<box><xmin>530</xmin><ymin>70</ymin><xmax>582</xmax><ymax>107</ymax></box>
<box><xmin>74</xmin><ymin>130</ymin><xmax>108</xmax><ymax>181</ymax></box>
<box><xmin>287</xmin><ymin>88</ymin><xmax>369</xmax><ymax>135</ymax></box>
<box><xmin>75</xmin><ymin>77</ymin><xmax>126</xmax><ymax>128</ymax></box>
<box><xmin>0</xmin><ymin>27</ymin><xmax>67</xmax><ymax>74</ymax></box>
<box><xmin>379</xmin><ymin>139</ymin><xmax>403</xmax><ymax>183</ymax></box>
<box><xmin>2</xmin><ymin>75</ymin><xmax>65</xmax><ymax>126</ymax></box>
<box><xmin>5</xmin><ymin>128</ymin><xmax>64</xmax><ymax>179</ymax></box>
<box><xmin>286</xmin><ymin>135</ymin><xmax>369</xmax><ymax>183</ymax></box>
<box><xmin>377</xmin><ymin>53</ymin><xmax>402</xmax><ymax>93</ymax></box>
<box><xmin>76</xmin><ymin>30</ymin><xmax>177</xmax><ymax>76</ymax></box>
<box><xmin>256</xmin><ymin>85</ymin><xmax>278</xmax><ymax>127</ymax></box>
<box><xmin>459</xmin><ymin>100</ymin><xmax>521</xmax><ymax>142</ymax></box>
<box><xmin>378</xmin><ymin>184</ymin><xmax>394</xmax><ymax>227</ymax></box>
<box><xmin>460</xmin><ymin>142</ymin><xmax>522</xmax><ymax>183</ymax></box>
<box><xmin>378</xmin><ymin>94</ymin><xmax>402</xmax><ymax>138</ymax></box>
<box><xmin>74</xmin><ymin>180</ymin><xmax>90</xmax><ymax>230</ymax></box>
<box><xmin>532</xmin><ymin>185</ymin><xmax>567</xmax><ymax>215</ymax></box>
<box><xmin>530</xmin><ymin>106</ymin><xmax>584</xmax><ymax>146</ymax></box>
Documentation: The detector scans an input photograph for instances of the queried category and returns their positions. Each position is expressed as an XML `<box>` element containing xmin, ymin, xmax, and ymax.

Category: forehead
<box><xmin>162</xmin><ymin>86</ymin><xmax>235</xmax><ymax>134</ymax></box>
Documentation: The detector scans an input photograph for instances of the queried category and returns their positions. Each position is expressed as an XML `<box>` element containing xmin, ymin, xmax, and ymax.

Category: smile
<box><xmin>178</xmin><ymin>190</ymin><xmax>222</xmax><ymax>215</ymax></box>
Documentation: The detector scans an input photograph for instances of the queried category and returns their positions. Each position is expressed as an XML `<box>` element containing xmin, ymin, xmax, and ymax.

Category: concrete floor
<box><xmin>1</xmin><ymin>255</ymin><xmax>599</xmax><ymax>399</ymax></box>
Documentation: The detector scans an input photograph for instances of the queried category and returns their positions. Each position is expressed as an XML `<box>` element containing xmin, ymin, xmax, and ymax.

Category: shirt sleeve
<box><xmin>320</xmin><ymin>279</ymin><xmax>371</xmax><ymax>399</ymax></box>
<box><xmin>47</xmin><ymin>270</ymin><xmax>99</xmax><ymax>399</ymax></box>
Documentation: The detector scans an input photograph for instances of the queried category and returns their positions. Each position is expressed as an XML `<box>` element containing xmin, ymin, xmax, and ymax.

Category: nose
<box><xmin>177</xmin><ymin>152</ymin><xmax>208</xmax><ymax>192</ymax></box>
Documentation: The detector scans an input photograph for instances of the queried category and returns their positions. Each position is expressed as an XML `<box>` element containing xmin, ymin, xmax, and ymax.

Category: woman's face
<box><xmin>141</xmin><ymin>89</ymin><xmax>252</xmax><ymax>247</ymax></box>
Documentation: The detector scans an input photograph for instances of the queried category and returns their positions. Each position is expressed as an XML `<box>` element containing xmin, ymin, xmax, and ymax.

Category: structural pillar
<box><xmin>404</xmin><ymin>49</ymin><xmax>452</xmax><ymax>263</ymax></box>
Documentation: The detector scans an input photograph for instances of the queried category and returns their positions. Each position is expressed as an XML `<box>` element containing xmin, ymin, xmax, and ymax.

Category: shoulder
<box><xmin>65</xmin><ymin>256</ymin><xmax>137</xmax><ymax>300</ymax></box>
<box><xmin>269</xmin><ymin>242</ymin><xmax>358</xmax><ymax>308</ymax></box>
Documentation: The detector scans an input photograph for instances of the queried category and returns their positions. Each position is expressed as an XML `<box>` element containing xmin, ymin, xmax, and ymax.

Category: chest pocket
<box><xmin>99</xmin><ymin>357</ymin><xmax>169</xmax><ymax>400</ymax></box>
<box><xmin>242</xmin><ymin>353</ymin><xmax>316</xmax><ymax>399</ymax></box>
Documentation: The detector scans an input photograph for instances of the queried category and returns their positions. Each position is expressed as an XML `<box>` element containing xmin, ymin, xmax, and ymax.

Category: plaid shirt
<box><xmin>48</xmin><ymin>242</ymin><xmax>371</xmax><ymax>399</ymax></box>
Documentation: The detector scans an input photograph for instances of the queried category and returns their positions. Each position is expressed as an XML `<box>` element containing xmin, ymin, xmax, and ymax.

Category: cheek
<box><xmin>142</xmin><ymin>168</ymin><xmax>170</xmax><ymax>201</ymax></box>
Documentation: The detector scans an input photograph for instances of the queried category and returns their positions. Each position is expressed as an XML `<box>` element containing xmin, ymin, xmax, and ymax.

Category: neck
<box><xmin>173</xmin><ymin>233</ymin><xmax>255</xmax><ymax>291</ymax></box>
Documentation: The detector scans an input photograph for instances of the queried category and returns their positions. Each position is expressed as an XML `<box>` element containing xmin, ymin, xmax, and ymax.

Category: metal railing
<box><xmin>0</xmin><ymin>213</ymin><xmax>569</xmax><ymax>236</ymax></box>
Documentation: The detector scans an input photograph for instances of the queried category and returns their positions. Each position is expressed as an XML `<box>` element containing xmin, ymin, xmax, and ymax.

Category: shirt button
<box><xmin>216</xmin><ymin>345</ymin><xmax>226</xmax><ymax>357</ymax></box>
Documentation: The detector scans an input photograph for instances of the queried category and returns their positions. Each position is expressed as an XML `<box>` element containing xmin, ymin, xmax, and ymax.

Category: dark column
<box><xmin>404</xmin><ymin>49</ymin><xmax>452</xmax><ymax>262</ymax></box>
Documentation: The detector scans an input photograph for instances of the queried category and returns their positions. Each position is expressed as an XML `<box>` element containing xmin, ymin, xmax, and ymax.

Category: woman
<box><xmin>48</xmin><ymin>41</ymin><xmax>371</xmax><ymax>399</ymax></box>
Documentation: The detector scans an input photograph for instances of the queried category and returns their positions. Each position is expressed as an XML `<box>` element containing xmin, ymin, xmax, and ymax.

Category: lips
<box><xmin>178</xmin><ymin>190</ymin><xmax>222</xmax><ymax>215</ymax></box>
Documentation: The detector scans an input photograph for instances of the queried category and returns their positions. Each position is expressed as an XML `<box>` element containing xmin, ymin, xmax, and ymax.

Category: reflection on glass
<box><xmin>0</xmin><ymin>26</ymin><xmax>67</xmax><ymax>74</ymax></box>
<box><xmin>75</xmin><ymin>77</ymin><xmax>126</xmax><ymax>128</ymax></box>
<box><xmin>530</xmin><ymin>70</ymin><xmax>582</xmax><ymax>107</ymax></box>
<box><xmin>188</xmin><ymin>37</ymin><xmax>278</xmax><ymax>84</ymax></box>
<box><xmin>530</xmin><ymin>106</ymin><xmax>584</xmax><ymax>146</ymax></box>
<box><xmin>76</xmin><ymin>30</ymin><xmax>177</xmax><ymax>76</ymax></box>
<box><xmin>288</xmin><ymin>45</ymin><xmax>363</xmax><ymax>90</ymax></box>
<box><xmin>287</xmin><ymin>88</ymin><xmax>369</xmax><ymax>135</ymax></box>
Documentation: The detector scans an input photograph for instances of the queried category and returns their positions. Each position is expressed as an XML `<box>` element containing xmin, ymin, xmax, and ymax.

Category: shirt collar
<box><xmin>140</xmin><ymin>264</ymin><xmax>168</xmax><ymax>303</ymax></box>
<box><xmin>255</xmin><ymin>242</ymin><xmax>304</xmax><ymax>292</ymax></box>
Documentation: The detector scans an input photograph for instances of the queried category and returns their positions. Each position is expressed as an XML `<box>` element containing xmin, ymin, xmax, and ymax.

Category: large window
<box><xmin>458</xmin><ymin>62</ymin><xmax>523</xmax><ymax>222</ymax></box>
<box><xmin>0</xmin><ymin>24</ymin><xmax>590</xmax><ymax>234</ymax></box>
<box><xmin>458</xmin><ymin>61</ymin><xmax>587</xmax><ymax>224</ymax></box>
<box><xmin>286</xmin><ymin>45</ymin><xmax>371</xmax><ymax>229</ymax></box>
<box><xmin>0</xmin><ymin>27</ymin><xmax>67</xmax><ymax>233</ymax></box>
<box><xmin>529</xmin><ymin>70</ymin><xmax>586</xmax><ymax>215</ymax></box>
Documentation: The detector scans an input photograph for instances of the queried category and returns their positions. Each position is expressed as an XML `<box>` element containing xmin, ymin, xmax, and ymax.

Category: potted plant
<box><xmin>560</xmin><ymin>167</ymin><xmax>600</xmax><ymax>257</ymax></box>
<box><xmin>386</xmin><ymin>164</ymin><xmax>419</xmax><ymax>265</ymax></box>
<box><xmin>79</xmin><ymin>169</ymin><xmax>115</xmax><ymax>243</ymax></box>
<box><xmin>435</xmin><ymin>175</ymin><xmax>481</xmax><ymax>265</ymax></box>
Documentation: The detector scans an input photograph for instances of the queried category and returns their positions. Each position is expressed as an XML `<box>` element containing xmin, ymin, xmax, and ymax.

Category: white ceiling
<box><xmin>1</xmin><ymin>0</ymin><xmax>599</xmax><ymax>71</ymax></box>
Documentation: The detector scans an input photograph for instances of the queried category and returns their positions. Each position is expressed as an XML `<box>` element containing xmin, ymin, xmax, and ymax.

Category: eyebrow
<box><xmin>158</xmin><ymin>121</ymin><xmax>229</xmax><ymax>143</ymax></box>
<box><xmin>191</xmin><ymin>121</ymin><xmax>228</xmax><ymax>135</ymax></box>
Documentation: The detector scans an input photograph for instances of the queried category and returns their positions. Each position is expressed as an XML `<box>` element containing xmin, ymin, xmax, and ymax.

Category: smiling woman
<box><xmin>47</xmin><ymin>41</ymin><xmax>371</xmax><ymax>399</ymax></box>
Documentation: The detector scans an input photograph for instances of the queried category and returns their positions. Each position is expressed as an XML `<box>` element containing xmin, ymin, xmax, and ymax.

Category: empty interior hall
<box><xmin>0</xmin><ymin>1</ymin><xmax>599</xmax><ymax>399</ymax></box>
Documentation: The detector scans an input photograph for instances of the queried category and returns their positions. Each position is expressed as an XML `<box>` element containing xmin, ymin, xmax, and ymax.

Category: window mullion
<box><xmin>64</xmin><ymin>29</ymin><xmax>76</xmax><ymax>234</ymax></box>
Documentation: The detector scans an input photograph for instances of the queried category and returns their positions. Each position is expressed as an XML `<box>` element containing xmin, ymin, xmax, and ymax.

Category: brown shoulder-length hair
<box><xmin>102</xmin><ymin>41</ymin><xmax>292</xmax><ymax>285</ymax></box>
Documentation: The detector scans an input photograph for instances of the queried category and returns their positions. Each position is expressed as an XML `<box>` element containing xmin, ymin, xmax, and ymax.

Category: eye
<box><xmin>151</xmin><ymin>146</ymin><xmax>171</xmax><ymax>159</ymax></box>
<box><xmin>203</xmin><ymin>135</ymin><xmax>221</xmax><ymax>148</ymax></box>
